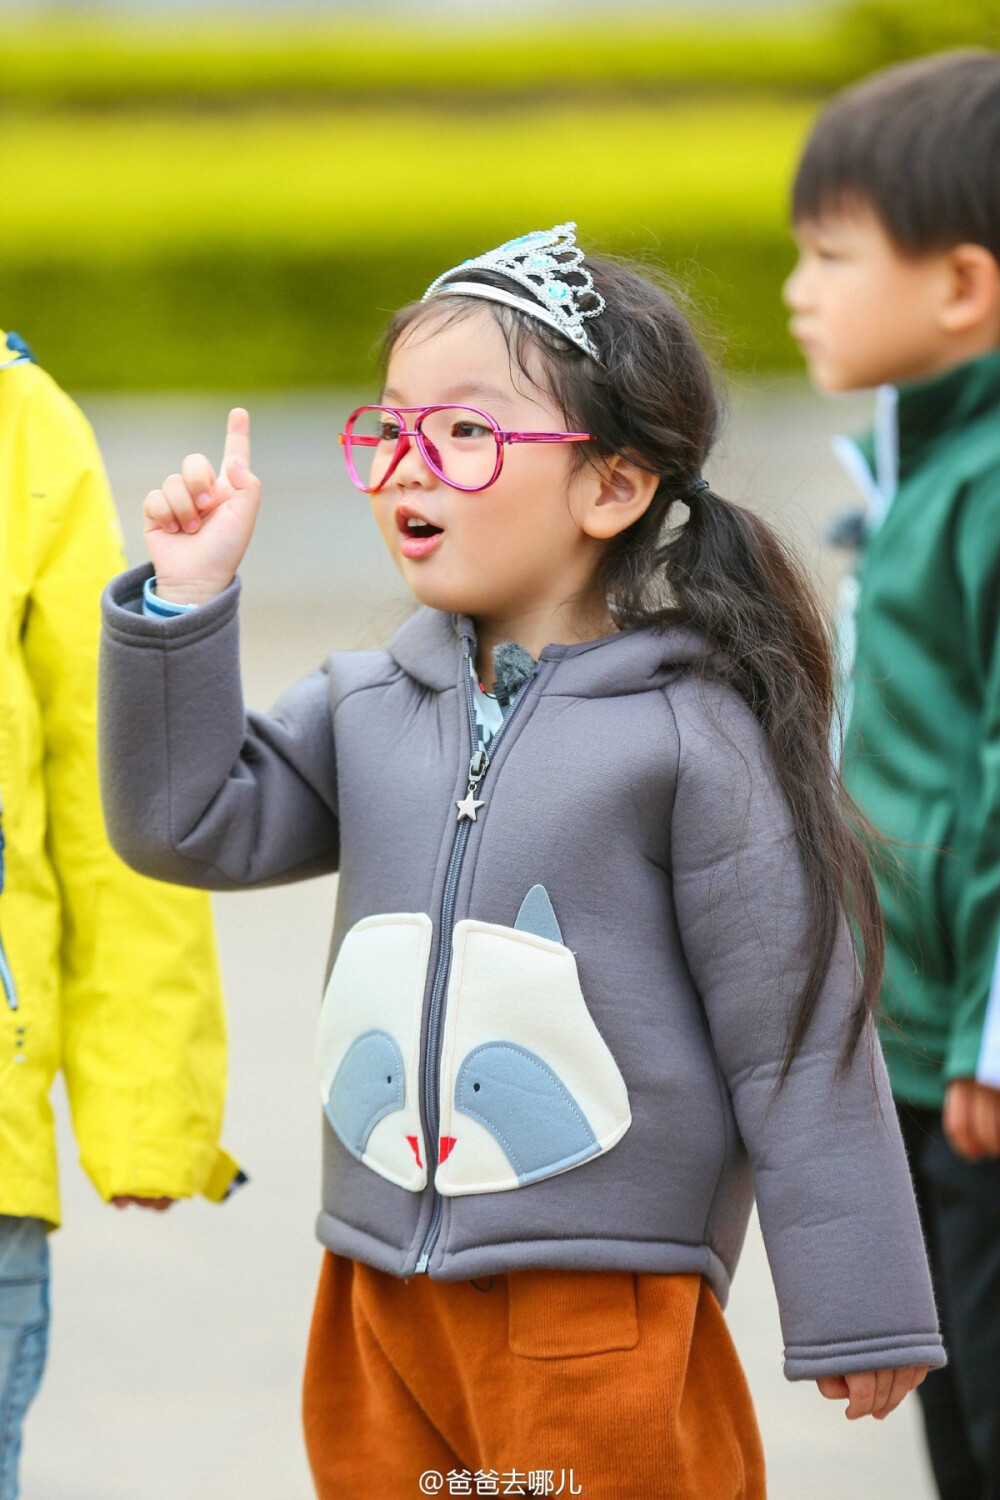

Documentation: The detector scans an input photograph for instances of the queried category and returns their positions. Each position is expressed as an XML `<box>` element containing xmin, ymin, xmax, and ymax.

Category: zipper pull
<box><xmin>455</xmin><ymin>748</ymin><xmax>489</xmax><ymax>823</ymax></box>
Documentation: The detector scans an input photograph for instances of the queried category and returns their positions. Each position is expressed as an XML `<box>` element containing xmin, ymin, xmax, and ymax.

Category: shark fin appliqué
<box><xmin>514</xmin><ymin>884</ymin><xmax>563</xmax><ymax>944</ymax></box>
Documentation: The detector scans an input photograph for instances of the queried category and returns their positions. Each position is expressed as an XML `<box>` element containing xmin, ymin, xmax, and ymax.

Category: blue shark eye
<box><xmin>473</xmin><ymin>1082</ymin><xmax>481</xmax><ymax>1092</ymax></box>
<box><xmin>386</xmin><ymin>1075</ymin><xmax>392</xmax><ymax>1084</ymax></box>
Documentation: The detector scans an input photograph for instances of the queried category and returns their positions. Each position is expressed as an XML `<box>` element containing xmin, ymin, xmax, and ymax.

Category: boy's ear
<box><xmin>939</xmin><ymin>244</ymin><xmax>1000</xmax><ymax>337</ymax></box>
<box><xmin>578</xmin><ymin>454</ymin><xmax>659</xmax><ymax>541</ymax></box>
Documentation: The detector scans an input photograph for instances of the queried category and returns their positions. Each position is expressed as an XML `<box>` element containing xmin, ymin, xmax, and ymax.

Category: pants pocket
<box><xmin>317</xmin><ymin>913</ymin><xmax>433</xmax><ymax>1191</ymax></box>
<box><xmin>437</xmin><ymin>917</ymin><xmax>631</xmax><ymax>1196</ymax></box>
<box><xmin>507</xmin><ymin>1269</ymin><xmax>639</xmax><ymax>1360</ymax></box>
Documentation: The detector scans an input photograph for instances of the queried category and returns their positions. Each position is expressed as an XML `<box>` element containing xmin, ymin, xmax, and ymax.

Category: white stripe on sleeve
<box><xmin>976</xmin><ymin>937</ymin><xmax>1000</xmax><ymax>1087</ymax></box>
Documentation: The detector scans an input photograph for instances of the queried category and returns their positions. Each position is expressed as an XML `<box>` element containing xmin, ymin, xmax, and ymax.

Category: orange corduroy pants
<box><xmin>302</xmin><ymin>1251</ymin><xmax>766</xmax><ymax>1499</ymax></box>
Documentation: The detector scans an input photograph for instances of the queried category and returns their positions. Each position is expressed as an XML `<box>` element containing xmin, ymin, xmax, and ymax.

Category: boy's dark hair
<box><xmin>384</xmin><ymin>259</ymin><xmax>885</xmax><ymax>1081</ymax></box>
<box><xmin>793</xmin><ymin>49</ymin><xmax>1000</xmax><ymax>259</ymax></box>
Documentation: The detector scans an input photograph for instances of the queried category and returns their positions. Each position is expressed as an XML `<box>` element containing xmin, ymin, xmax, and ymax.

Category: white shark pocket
<box><xmin>435</xmin><ymin>887</ymin><xmax>631</xmax><ymax>1196</ymax></box>
<box><xmin>317</xmin><ymin>913</ymin><xmax>432</xmax><ymax>1191</ymax></box>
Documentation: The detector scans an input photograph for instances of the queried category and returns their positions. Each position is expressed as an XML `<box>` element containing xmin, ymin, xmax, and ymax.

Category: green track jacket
<box><xmin>839</xmin><ymin>349</ymin><xmax>1000</xmax><ymax>1108</ymax></box>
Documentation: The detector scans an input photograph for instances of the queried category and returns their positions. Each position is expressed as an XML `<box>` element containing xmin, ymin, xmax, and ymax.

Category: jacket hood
<box><xmin>385</xmin><ymin>606</ymin><xmax>711</xmax><ymax>697</ymax></box>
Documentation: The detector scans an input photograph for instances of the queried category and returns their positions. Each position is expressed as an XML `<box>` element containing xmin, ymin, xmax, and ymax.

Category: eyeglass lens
<box><xmin>346</xmin><ymin>407</ymin><xmax>499</xmax><ymax>491</ymax></box>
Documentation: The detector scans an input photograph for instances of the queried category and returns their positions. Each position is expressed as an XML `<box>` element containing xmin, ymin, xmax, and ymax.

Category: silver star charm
<box><xmin>455</xmin><ymin>791</ymin><xmax>486</xmax><ymax>823</ymax></box>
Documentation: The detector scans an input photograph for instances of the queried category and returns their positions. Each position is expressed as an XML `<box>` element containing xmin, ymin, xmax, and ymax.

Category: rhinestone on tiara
<box><xmin>422</xmin><ymin>223</ymin><xmax>605</xmax><ymax>361</ymax></box>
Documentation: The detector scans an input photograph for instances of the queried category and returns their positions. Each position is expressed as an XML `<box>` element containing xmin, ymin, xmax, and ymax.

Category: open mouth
<box><xmin>396</xmin><ymin>506</ymin><xmax>445</xmax><ymax>559</ymax></box>
<box><xmin>402</xmin><ymin>516</ymin><xmax>442</xmax><ymax>540</ymax></box>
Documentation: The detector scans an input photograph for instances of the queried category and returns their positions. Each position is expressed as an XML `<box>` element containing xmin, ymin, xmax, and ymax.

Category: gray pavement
<box><xmin>22</xmin><ymin>382</ymin><xmax>937</xmax><ymax>1499</ymax></box>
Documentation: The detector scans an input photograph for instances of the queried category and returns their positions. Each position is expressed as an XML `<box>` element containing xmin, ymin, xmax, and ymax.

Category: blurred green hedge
<box><xmin>2</xmin><ymin>101</ymin><xmax>812</xmax><ymax>257</ymax></box>
<box><xmin>0</xmin><ymin>18</ymin><xmax>857</xmax><ymax>108</ymax></box>
<box><xmin>0</xmin><ymin>234</ymin><xmax>798</xmax><ymax>391</ymax></box>
<box><xmin>840</xmin><ymin>0</ymin><xmax>1000</xmax><ymax>65</ymax></box>
<box><xmin>2</xmin><ymin>2</ymin><xmax>996</xmax><ymax>389</ymax></box>
<box><xmin>1</xmin><ymin>1</ymin><xmax>996</xmax><ymax>108</ymax></box>
<box><xmin>0</xmin><ymin>99</ymin><xmax>808</xmax><ymax>388</ymax></box>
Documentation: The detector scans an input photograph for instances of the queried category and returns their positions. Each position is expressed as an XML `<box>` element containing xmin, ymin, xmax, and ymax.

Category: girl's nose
<box><xmin>391</xmin><ymin>433</ymin><xmax>438</xmax><ymax>489</ymax></box>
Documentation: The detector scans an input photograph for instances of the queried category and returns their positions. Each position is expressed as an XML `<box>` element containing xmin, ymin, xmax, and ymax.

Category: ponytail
<box><xmin>640</xmin><ymin>481</ymin><xmax>882</xmax><ymax>1077</ymax></box>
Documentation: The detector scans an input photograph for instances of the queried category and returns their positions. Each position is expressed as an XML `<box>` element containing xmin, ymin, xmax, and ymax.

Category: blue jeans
<box><xmin>0</xmin><ymin>1217</ymin><xmax>49</xmax><ymax>1500</ymax></box>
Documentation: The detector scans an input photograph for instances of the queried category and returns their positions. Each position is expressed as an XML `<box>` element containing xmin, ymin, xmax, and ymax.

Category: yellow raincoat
<box><xmin>0</xmin><ymin>334</ymin><xmax>238</xmax><ymax>1226</ymax></box>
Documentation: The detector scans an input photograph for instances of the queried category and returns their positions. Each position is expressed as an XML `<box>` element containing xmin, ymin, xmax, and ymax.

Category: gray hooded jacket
<box><xmin>99</xmin><ymin>564</ymin><xmax>944</xmax><ymax>1382</ymax></box>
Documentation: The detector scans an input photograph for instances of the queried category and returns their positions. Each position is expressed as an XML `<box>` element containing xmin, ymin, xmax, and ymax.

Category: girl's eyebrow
<box><xmin>443</xmin><ymin>381</ymin><xmax>517</xmax><ymax>407</ymax></box>
<box><xmin>380</xmin><ymin>381</ymin><xmax>518</xmax><ymax>410</ymax></box>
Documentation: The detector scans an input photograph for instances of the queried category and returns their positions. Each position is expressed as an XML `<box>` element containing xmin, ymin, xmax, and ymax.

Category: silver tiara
<box><xmin>422</xmin><ymin>223</ymin><xmax>605</xmax><ymax>360</ymax></box>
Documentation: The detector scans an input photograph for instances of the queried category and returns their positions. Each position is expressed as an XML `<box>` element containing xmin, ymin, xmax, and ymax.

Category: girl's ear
<box><xmin>939</xmin><ymin>244</ymin><xmax>1000</xmax><ymax>337</ymax></box>
<box><xmin>576</xmin><ymin>454</ymin><xmax>659</xmax><ymax>542</ymax></box>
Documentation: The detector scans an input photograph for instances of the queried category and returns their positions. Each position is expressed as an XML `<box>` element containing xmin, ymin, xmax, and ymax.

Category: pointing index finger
<box><xmin>222</xmin><ymin>407</ymin><xmax>251</xmax><ymax>478</ymax></box>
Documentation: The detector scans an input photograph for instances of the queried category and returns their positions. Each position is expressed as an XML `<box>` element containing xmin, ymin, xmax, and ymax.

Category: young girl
<box><xmin>99</xmin><ymin>224</ymin><xmax>943</xmax><ymax>1498</ymax></box>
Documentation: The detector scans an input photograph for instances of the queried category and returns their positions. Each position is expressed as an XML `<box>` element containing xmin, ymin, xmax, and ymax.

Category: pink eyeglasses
<box><xmin>339</xmin><ymin>404</ymin><xmax>591</xmax><ymax>494</ymax></box>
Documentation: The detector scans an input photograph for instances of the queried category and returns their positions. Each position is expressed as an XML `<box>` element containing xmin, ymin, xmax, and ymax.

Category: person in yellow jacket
<box><xmin>0</xmin><ymin>330</ymin><xmax>241</xmax><ymax>1498</ymax></box>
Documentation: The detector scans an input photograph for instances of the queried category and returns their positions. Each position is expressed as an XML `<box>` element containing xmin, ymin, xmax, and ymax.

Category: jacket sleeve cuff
<box><xmin>200</xmin><ymin>1149</ymin><xmax>247</xmax><ymax>1204</ymax></box>
<box><xmin>944</xmin><ymin>975</ymin><xmax>997</xmax><ymax>1084</ymax></box>
<box><xmin>971</xmin><ymin>952</ymin><xmax>1000</xmax><ymax>1087</ymax></box>
<box><xmin>944</xmin><ymin>1027</ymin><xmax>987</xmax><ymax>1084</ymax></box>
<box><xmin>783</xmin><ymin>1331</ymin><xmax>946</xmax><ymax>1382</ymax></box>
<box><xmin>83</xmin><ymin>1132</ymin><xmax>245</xmax><ymax>1206</ymax></box>
<box><xmin>102</xmin><ymin>562</ymin><xmax>240</xmax><ymax>647</ymax></box>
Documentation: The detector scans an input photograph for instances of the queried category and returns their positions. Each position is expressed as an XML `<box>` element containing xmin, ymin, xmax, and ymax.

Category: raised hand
<box><xmin>143</xmin><ymin>407</ymin><xmax>261</xmax><ymax>605</ymax></box>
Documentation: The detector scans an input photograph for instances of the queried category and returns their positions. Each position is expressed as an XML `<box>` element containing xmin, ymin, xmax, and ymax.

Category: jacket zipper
<box><xmin>0</xmin><ymin>940</ymin><xmax>16</xmax><ymax>1012</ymax></box>
<box><xmin>414</xmin><ymin>634</ymin><xmax>537</xmax><ymax>1273</ymax></box>
<box><xmin>0</xmin><ymin>801</ymin><xmax>17</xmax><ymax>1011</ymax></box>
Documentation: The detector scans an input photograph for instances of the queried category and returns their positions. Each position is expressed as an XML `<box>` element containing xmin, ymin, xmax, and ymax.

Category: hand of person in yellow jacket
<box><xmin>111</xmin><ymin>1196</ymin><xmax>175</xmax><ymax>1211</ymax></box>
<box><xmin>943</xmin><ymin>1077</ymin><xmax>1000</xmax><ymax>1160</ymax></box>
<box><xmin>143</xmin><ymin>407</ymin><xmax>261</xmax><ymax>606</ymax></box>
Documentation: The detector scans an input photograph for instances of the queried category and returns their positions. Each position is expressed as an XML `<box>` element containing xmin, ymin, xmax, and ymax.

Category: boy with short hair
<box><xmin>785</xmin><ymin>49</ymin><xmax>1000</xmax><ymax>1500</ymax></box>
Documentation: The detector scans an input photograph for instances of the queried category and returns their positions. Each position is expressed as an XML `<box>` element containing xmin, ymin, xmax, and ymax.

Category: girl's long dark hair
<box><xmin>385</xmin><ymin>256</ymin><xmax>883</xmax><ymax>1077</ymax></box>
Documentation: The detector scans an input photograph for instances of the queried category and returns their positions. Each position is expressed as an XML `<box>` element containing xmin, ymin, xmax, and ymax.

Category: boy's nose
<box><xmin>782</xmin><ymin>259</ymin><xmax>811</xmax><ymax>311</ymax></box>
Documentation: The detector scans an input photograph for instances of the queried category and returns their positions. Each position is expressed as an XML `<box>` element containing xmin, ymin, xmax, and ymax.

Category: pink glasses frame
<box><xmin>338</xmin><ymin>404</ymin><xmax>592</xmax><ymax>494</ymax></box>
